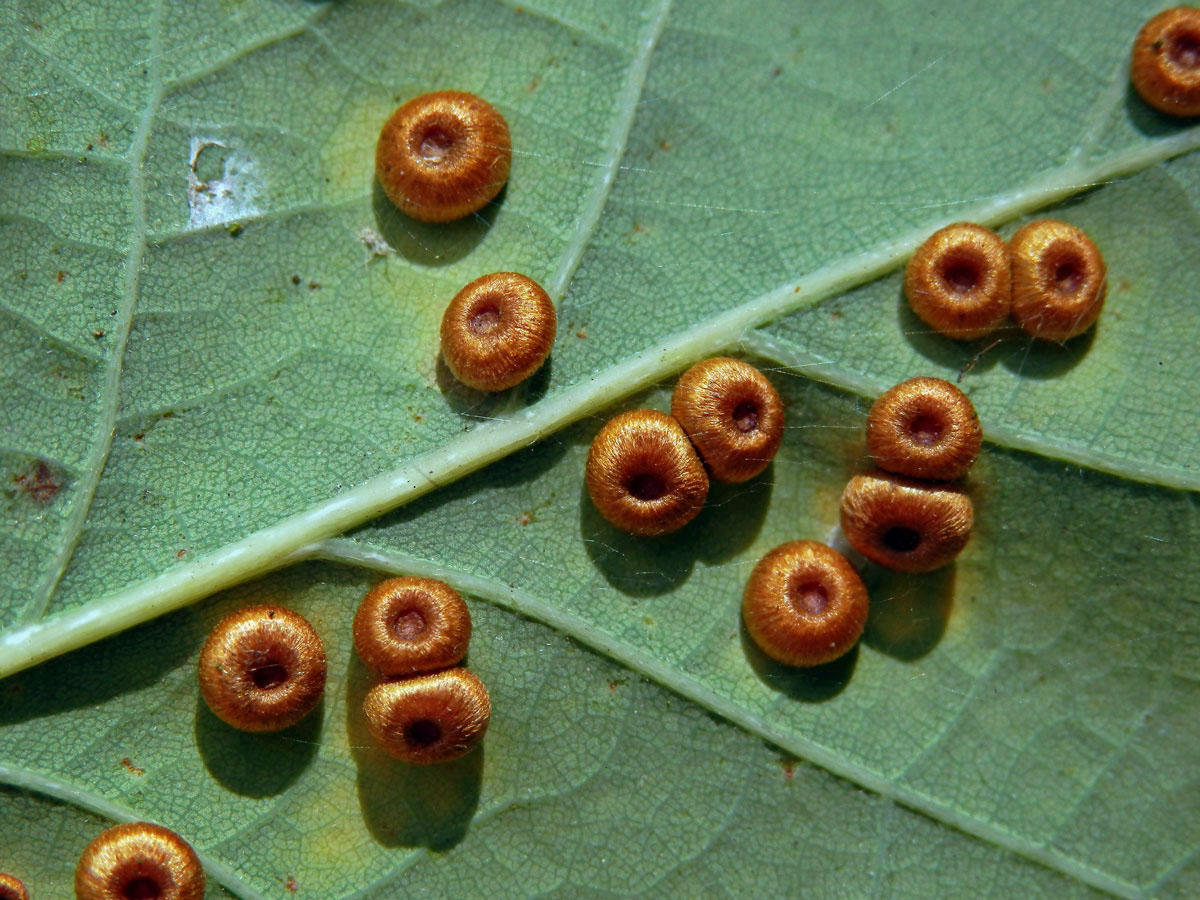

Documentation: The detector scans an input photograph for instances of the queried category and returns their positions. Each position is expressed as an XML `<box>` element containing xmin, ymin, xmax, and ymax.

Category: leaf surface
<box><xmin>1</xmin><ymin>1</ymin><xmax>1198</xmax><ymax>898</ymax></box>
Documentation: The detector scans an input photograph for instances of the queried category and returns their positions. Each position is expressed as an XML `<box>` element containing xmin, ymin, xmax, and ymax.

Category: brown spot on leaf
<box><xmin>55</xmin><ymin>270</ymin><xmax>65</xmax><ymax>283</ymax></box>
<box><xmin>120</xmin><ymin>757</ymin><xmax>145</xmax><ymax>776</ymax></box>
<box><xmin>15</xmin><ymin>462</ymin><xmax>59</xmax><ymax>504</ymax></box>
<box><xmin>778</xmin><ymin>756</ymin><xmax>797</xmax><ymax>781</ymax></box>
<box><xmin>285</xmin><ymin>876</ymin><xmax>299</xmax><ymax>892</ymax></box>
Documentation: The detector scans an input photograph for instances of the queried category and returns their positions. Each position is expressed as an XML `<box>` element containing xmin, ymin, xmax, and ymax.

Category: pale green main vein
<box><xmin>1</xmin><ymin>131</ymin><xmax>1199</xmax><ymax>679</ymax></box>
<box><xmin>306</xmin><ymin>539</ymin><xmax>1139</xmax><ymax>900</ymax></box>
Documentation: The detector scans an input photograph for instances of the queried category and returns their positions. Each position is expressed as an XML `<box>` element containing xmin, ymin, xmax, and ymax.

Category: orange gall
<box><xmin>376</xmin><ymin>90</ymin><xmax>511</xmax><ymax>222</ymax></box>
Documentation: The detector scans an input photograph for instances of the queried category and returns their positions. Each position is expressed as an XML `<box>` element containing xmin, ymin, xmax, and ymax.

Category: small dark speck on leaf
<box><xmin>291</xmin><ymin>274</ymin><xmax>301</xmax><ymax>285</ymax></box>
<box><xmin>659</xmin><ymin>140</ymin><xmax>671</xmax><ymax>151</ymax></box>
<box><xmin>55</xmin><ymin>270</ymin><xmax>65</xmax><ymax>282</ymax></box>
<box><xmin>778</xmin><ymin>756</ymin><xmax>797</xmax><ymax>780</ymax></box>
<box><xmin>120</xmin><ymin>757</ymin><xmax>145</xmax><ymax>776</ymax></box>
<box><xmin>517</xmin><ymin>511</ymin><xmax>535</xmax><ymax>526</ymax></box>
<box><xmin>771</xmin><ymin>66</ymin><xmax>782</xmax><ymax>77</ymax></box>
<box><xmin>285</xmin><ymin>877</ymin><xmax>299</xmax><ymax>892</ymax></box>
<box><xmin>93</xmin><ymin>330</ymin><xmax>105</xmax><ymax>339</ymax></box>
<box><xmin>308</xmin><ymin>281</ymin><xmax>321</xmax><ymax>290</ymax></box>
<box><xmin>576</xmin><ymin>329</ymin><xmax>587</xmax><ymax>339</ymax></box>
<box><xmin>176</xmin><ymin>549</ymin><xmax>187</xmax><ymax>558</ymax></box>
<box><xmin>228</xmin><ymin>223</ymin><xmax>243</xmax><ymax>238</ymax></box>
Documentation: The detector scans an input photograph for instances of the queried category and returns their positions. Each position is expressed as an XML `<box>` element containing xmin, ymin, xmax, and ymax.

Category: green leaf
<box><xmin>1</xmin><ymin>1</ymin><xmax>1197</xmax><ymax>898</ymax></box>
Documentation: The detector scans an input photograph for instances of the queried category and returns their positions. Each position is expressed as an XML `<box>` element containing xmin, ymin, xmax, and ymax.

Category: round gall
<box><xmin>1131</xmin><ymin>7</ymin><xmax>1200</xmax><ymax>117</ymax></box>
<box><xmin>1009</xmin><ymin>219</ymin><xmax>1106</xmax><ymax>342</ymax></box>
<box><xmin>440</xmin><ymin>272</ymin><xmax>556</xmax><ymax>392</ymax></box>
<box><xmin>354</xmin><ymin>577</ymin><xmax>471</xmax><ymax>677</ymax></box>
<box><xmin>840</xmin><ymin>471</ymin><xmax>973</xmax><ymax>573</ymax></box>
<box><xmin>866</xmin><ymin>377</ymin><xmax>981</xmax><ymax>481</ymax></box>
<box><xmin>363</xmin><ymin>668</ymin><xmax>491</xmax><ymax>765</ymax></box>
<box><xmin>75</xmin><ymin>822</ymin><xmax>204</xmax><ymax>900</ymax></box>
<box><xmin>905</xmin><ymin>223</ymin><xmax>1011</xmax><ymax>340</ymax></box>
<box><xmin>376</xmin><ymin>91</ymin><xmax>512</xmax><ymax>222</ymax></box>
<box><xmin>198</xmin><ymin>605</ymin><xmax>326</xmax><ymax>733</ymax></box>
<box><xmin>671</xmin><ymin>357</ymin><xmax>785</xmax><ymax>483</ymax></box>
<box><xmin>742</xmin><ymin>541</ymin><xmax>869</xmax><ymax>667</ymax></box>
<box><xmin>0</xmin><ymin>874</ymin><xmax>28</xmax><ymax>900</ymax></box>
<box><xmin>585</xmin><ymin>409</ymin><xmax>709</xmax><ymax>536</ymax></box>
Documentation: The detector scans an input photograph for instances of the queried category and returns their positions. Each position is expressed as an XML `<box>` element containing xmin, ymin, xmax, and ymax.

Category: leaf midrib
<box><xmin>4</xmin><ymin>127</ymin><xmax>1200</xmax><ymax>679</ymax></box>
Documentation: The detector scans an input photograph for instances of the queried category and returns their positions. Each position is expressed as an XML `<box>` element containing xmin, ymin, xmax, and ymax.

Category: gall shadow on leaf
<box><xmin>895</xmin><ymin>286</ymin><xmax>1006</xmax><ymax>378</ymax></box>
<box><xmin>579</xmin><ymin>489</ymin><xmax>694</xmax><ymax>596</ymax></box>
<box><xmin>861</xmin><ymin>565</ymin><xmax>954</xmax><ymax>661</ymax></box>
<box><xmin>1123</xmin><ymin>81</ymin><xmax>1197</xmax><ymax>139</ymax></box>
<box><xmin>1000</xmin><ymin>325</ymin><xmax>1096</xmax><ymax>380</ymax></box>
<box><xmin>580</xmin><ymin>469</ymin><xmax>772</xmax><ymax>597</ymax></box>
<box><xmin>0</xmin><ymin>609</ymin><xmax>199</xmax><ymax>726</ymax></box>
<box><xmin>694</xmin><ymin>473</ymin><xmax>774</xmax><ymax>564</ymax></box>
<box><xmin>345</xmin><ymin>657</ymin><xmax>482</xmax><ymax>850</ymax></box>
<box><xmin>739</xmin><ymin>619</ymin><xmax>857</xmax><ymax>703</ymax></box>
<box><xmin>434</xmin><ymin>353</ymin><xmax>553</xmax><ymax>418</ymax></box>
<box><xmin>371</xmin><ymin>180</ymin><xmax>498</xmax><ymax>268</ymax></box>
<box><xmin>193</xmin><ymin>696</ymin><xmax>322</xmax><ymax>798</ymax></box>
<box><xmin>434</xmin><ymin>354</ymin><xmax>508</xmax><ymax>419</ymax></box>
